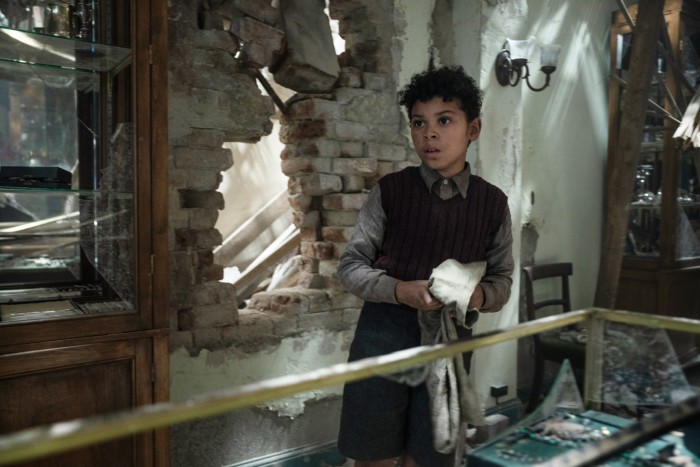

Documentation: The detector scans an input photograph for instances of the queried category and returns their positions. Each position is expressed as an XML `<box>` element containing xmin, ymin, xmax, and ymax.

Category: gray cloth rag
<box><xmin>420</xmin><ymin>259</ymin><xmax>487</xmax><ymax>454</ymax></box>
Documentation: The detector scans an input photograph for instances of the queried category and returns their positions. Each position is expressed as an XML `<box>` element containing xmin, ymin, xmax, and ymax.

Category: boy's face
<box><xmin>409</xmin><ymin>97</ymin><xmax>481</xmax><ymax>179</ymax></box>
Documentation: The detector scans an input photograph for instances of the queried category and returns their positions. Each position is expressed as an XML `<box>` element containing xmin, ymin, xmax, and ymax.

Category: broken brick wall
<box><xmin>168</xmin><ymin>0</ymin><xmax>411</xmax><ymax>355</ymax></box>
<box><xmin>167</xmin><ymin>0</ymin><xmax>412</xmax><ymax>464</ymax></box>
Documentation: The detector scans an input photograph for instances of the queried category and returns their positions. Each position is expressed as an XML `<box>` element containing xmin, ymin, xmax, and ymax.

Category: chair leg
<box><xmin>527</xmin><ymin>345</ymin><xmax>545</xmax><ymax>413</ymax></box>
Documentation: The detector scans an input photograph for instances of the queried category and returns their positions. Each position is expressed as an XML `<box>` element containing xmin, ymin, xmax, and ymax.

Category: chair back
<box><xmin>522</xmin><ymin>262</ymin><xmax>572</xmax><ymax>323</ymax></box>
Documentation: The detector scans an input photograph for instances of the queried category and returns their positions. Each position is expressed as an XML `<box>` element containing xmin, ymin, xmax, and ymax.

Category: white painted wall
<box><xmin>395</xmin><ymin>0</ymin><xmax>615</xmax><ymax>408</ymax></box>
<box><xmin>519</xmin><ymin>0</ymin><xmax>613</xmax><ymax>311</ymax></box>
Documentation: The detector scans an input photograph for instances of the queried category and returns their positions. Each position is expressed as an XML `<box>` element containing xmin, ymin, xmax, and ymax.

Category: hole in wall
<box><xmin>214</xmin><ymin>4</ymin><xmax>346</xmax><ymax>307</ymax></box>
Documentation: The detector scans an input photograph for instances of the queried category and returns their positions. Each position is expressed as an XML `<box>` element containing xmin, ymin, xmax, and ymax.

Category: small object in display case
<box><xmin>0</xmin><ymin>166</ymin><xmax>72</xmax><ymax>189</ymax></box>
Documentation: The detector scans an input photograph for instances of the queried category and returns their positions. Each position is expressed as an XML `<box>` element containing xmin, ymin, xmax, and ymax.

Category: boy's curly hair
<box><xmin>398</xmin><ymin>65</ymin><xmax>483</xmax><ymax>120</ymax></box>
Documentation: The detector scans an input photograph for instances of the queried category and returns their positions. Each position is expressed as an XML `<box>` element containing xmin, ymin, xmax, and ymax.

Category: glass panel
<box><xmin>617</xmin><ymin>32</ymin><xmax>665</xmax><ymax>257</ymax></box>
<box><xmin>0</xmin><ymin>0</ymin><xmax>135</xmax><ymax>324</ymax></box>
<box><xmin>617</xmin><ymin>24</ymin><xmax>700</xmax><ymax>260</ymax></box>
<box><xmin>678</xmin><ymin>148</ymin><xmax>700</xmax><ymax>258</ymax></box>
<box><xmin>0</xmin><ymin>27</ymin><xmax>131</xmax><ymax>72</ymax></box>
<box><xmin>676</xmin><ymin>30</ymin><xmax>700</xmax><ymax>260</ymax></box>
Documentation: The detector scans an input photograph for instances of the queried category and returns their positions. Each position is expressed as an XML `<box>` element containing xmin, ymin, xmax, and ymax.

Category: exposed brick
<box><xmin>201</xmin><ymin>230</ymin><xmax>225</xmax><ymax>249</ymax></box>
<box><xmin>173</xmin><ymin>146</ymin><xmax>234</xmax><ymax>170</ymax></box>
<box><xmin>231</xmin><ymin>17</ymin><xmax>284</xmax><ymax>68</ymax></box>
<box><xmin>297</xmin><ymin>271</ymin><xmax>327</xmax><ymax>289</ymax></box>
<box><xmin>187</xmin><ymin>129</ymin><xmax>227</xmax><ymax>148</ymax></box>
<box><xmin>186</xmin><ymin>170</ymin><xmax>223</xmax><ymax>191</ymax></box>
<box><xmin>177</xmin><ymin>229</ymin><xmax>223</xmax><ymax>249</ymax></box>
<box><xmin>299</xmin><ymin>256</ymin><xmax>320</xmax><ymax>273</ymax></box>
<box><xmin>192</xmin><ymin>327</ymin><xmax>224</xmax><ymax>350</ymax></box>
<box><xmin>331</xmin><ymin>291</ymin><xmax>363</xmax><ymax>310</ymax></box>
<box><xmin>376</xmin><ymin>160</ymin><xmax>398</xmax><ymax>179</ymax></box>
<box><xmin>363</xmin><ymin>72</ymin><xmax>387</xmax><ymax>91</ymax></box>
<box><xmin>181</xmin><ymin>190</ymin><xmax>225</xmax><ymax>209</ymax></box>
<box><xmin>287</xmin><ymin>98</ymin><xmax>342</xmax><ymax>120</ymax></box>
<box><xmin>188</xmin><ymin>49</ymin><xmax>240</xmax><ymax>73</ymax></box>
<box><xmin>179</xmin><ymin>305</ymin><xmax>238</xmax><ymax>330</ymax></box>
<box><xmin>331</xmin><ymin>157</ymin><xmax>377</xmax><ymax>175</ymax></box>
<box><xmin>322</xmin><ymin>193</ymin><xmax>367</xmax><ymax>211</ymax></box>
<box><xmin>201</xmin><ymin>263</ymin><xmax>224</xmax><ymax>282</ymax></box>
<box><xmin>339</xmin><ymin>67</ymin><xmax>362</xmax><ymax>88</ymax></box>
<box><xmin>231</xmin><ymin>16</ymin><xmax>284</xmax><ymax>49</ymax></box>
<box><xmin>224</xmin><ymin>309</ymin><xmax>276</xmax><ymax>340</ymax></box>
<box><xmin>319</xmin><ymin>259</ymin><xmax>341</xmax><ymax>278</ymax></box>
<box><xmin>322</xmin><ymin>210</ymin><xmax>359</xmax><ymax>227</ymax></box>
<box><xmin>334</xmin><ymin>87</ymin><xmax>374</xmax><ymax>104</ymax></box>
<box><xmin>288</xmin><ymin>173</ymin><xmax>343</xmax><ymax>195</ymax></box>
<box><xmin>190</xmin><ymin>283</ymin><xmax>230</xmax><ymax>306</ymax></box>
<box><xmin>298</xmin><ymin>310</ymin><xmax>345</xmax><ymax>331</ymax></box>
<box><xmin>300</xmin><ymin>241</ymin><xmax>336</xmax><ymax>260</ymax></box>
<box><xmin>167</xmin><ymin>0</ymin><xmax>410</xmax><ymax>357</ymax></box>
<box><xmin>175</xmin><ymin>228</ymin><xmax>198</xmax><ymax>248</ymax></box>
<box><xmin>292</xmin><ymin>210</ymin><xmax>320</xmax><ymax>229</ymax></box>
<box><xmin>370</xmin><ymin>123</ymin><xmax>402</xmax><ymax>143</ymax></box>
<box><xmin>232</xmin><ymin>0</ymin><xmax>280</xmax><ymax>25</ymax></box>
<box><xmin>170</xmin><ymin>331</ymin><xmax>194</xmax><ymax>352</ymax></box>
<box><xmin>299</xmin><ymin>139</ymin><xmax>341</xmax><ymax>158</ymax></box>
<box><xmin>271</xmin><ymin>314</ymin><xmax>301</xmax><ymax>337</ymax></box>
<box><xmin>281</xmin><ymin>156</ymin><xmax>332</xmax><ymax>176</ymax></box>
<box><xmin>189</xmin><ymin>208</ymin><xmax>219</xmax><ymax>229</ymax></box>
<box><xmin>170</xmin><ymin>168</ymin><xmax>188</xmax><ymax>189</ymax></box>
<box><xmin>241</xmin><ymin>42</ymin><xmax>271</xmax><ymax>69</ymax></box>
<box><xmin>273</xmin><ymin>0</ymin><xmax>340</xmax><ymax>92</ymax></box>
<box><xmin>299</xmin><ymin>227</ymin><xmax>320</xmax><ymax>241</ymax></box>
<box><xmin>197</xmin><ymin>250</ymin><xmax>215</xmax><ymax>267</ymax></box>
<box><xmin>339</xmin><ymin>141</ymin><xmax>364</xmax><ymax>157</ymax></box>
<box><xmin>341</xmin><ymin>175</ymin><xmax>366</xmax><ymax>192</ymax></box>
<box><xmin>321</xmin><ymin>226</ymin><xmax>355</xmax><ymax>242</ymax></box>
<box><xmin>288</xmin><ymin>194</ymin><xmax>314</xmax><ymax>212</ymax></box>
<box><xmin>279</xmin><ymin>119</ymin><xmax>329</xmax><ymax>143</ymax></box>
<box><xmin>248</xmin><ymin>288</ymin><xmax>330</xmax><ymax>315</ymax></box>
<box><xmin>365</xmin><ymin>142</ymin><xmax>409</xmax><ymax>162</ymax></box>
<box><xmin>332</xmin><ymin>121</ymin><xmax>370</xmax><ymax>141</ymax></box>
<box><xmin>193</xmin><ymin>29</ymin><xmax>241</xmax><ymax>51</ymax></box>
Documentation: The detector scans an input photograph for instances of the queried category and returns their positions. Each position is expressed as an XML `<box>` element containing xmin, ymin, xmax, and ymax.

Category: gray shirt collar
<box><xmin>419</xmin><ymin>162</ymin><xmax>471</xmax><ymax>199</ymax></box>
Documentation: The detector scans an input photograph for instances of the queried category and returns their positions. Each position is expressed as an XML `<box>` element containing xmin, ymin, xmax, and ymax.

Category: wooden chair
<box><xmin>522</xmin><ymin>262</ymin><xmax>586</xmax><ymax>413</ymax></box>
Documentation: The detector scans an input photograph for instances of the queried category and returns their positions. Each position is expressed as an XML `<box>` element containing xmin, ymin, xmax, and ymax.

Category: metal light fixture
<box><xmin>495</xmin><ymin>36</ymin><xmax>561</xmax><ymax>92</ymax></box>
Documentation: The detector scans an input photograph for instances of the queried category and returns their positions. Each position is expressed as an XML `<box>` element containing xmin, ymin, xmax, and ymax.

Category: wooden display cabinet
<box><xmin>0</xmin><ymin>0</ymin><xmax>169</xmax><ymax>465</ymax></box>
<box><xmin>609</xmin><ymin>0</ymin><xmax>700</xmax><ymax>361</ymax></box>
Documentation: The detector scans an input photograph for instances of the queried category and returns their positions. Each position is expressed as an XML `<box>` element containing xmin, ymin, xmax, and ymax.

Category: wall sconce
<box><xmin>495</xmin><ymin>36</ymin><xmax>561</xmax><ymax>92</ymax></box>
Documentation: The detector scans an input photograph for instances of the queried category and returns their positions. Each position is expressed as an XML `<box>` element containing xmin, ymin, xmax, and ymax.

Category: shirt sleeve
<box><xmin>336</xmin><ymin>185</ymin><xmax>400</xmax><ymax>304</ymax></box>
<box><xmin>479</xmin><ymin>204</ymin><xmax>514</xmax><ymax>312</ymax></box>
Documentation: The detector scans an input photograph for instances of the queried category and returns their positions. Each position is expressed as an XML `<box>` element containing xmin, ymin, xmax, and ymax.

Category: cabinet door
<box><xmin>0</xmin><ymin>0</ymin><xmax>165</xmax><ymax>337</ymax></box>
<box><xmin>0</xmin><ymin>338</ymin><xmax>157</xmax><ymax>466</ymax></box>
<box><xmin>609</xmin><ymin>1</ymin><xmax>700</xmax><ymax>266</ymax></box>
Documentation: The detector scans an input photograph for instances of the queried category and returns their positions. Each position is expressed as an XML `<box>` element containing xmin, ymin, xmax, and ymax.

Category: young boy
<box><xmin>336</xmin><ymin>65</ymin><xmax>514</xmax><ymax>467</ymax></box>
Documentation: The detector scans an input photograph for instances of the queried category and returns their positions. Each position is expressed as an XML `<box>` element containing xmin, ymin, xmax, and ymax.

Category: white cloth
<box><xmin>420</xmin><ymin>259</ymin><xmax>487</xmax><ymax>453</ymax></box>
<box><xmin>674</xmin><ymin>85</ymin><xmax>700</xmax><ymax>149</ymax></box>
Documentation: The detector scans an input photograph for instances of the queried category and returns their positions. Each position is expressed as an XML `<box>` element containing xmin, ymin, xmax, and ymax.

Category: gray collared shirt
<box><xmin>337</xmin><ymin>163</ymin><xmax>514</xmax><ymax>312</ymax></box>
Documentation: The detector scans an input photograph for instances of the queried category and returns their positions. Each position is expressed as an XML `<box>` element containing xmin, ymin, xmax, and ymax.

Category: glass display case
<box><xmin>609</xmin><ymin>0</ymin><xmax>700</xmax><ymax>337</ymax></box>
<box><xmin>0</xmin><ymin>0</ymin><xmax>137</xmax><ymax>324</ymax></box>
<box><xmin>0</xmin><ymin>1</ymin><xmax>168</xmax><ymax>464</ymax></box>
<box><xmin>612</xmin><ymin>3</ymin><xmax>700</xmax><ymax>261</ymax></box>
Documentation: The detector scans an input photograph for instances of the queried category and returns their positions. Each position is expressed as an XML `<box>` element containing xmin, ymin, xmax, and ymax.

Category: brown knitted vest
<box><xmin>373</xmin><ymin>166</ymin><xmax>507</xmax><ymax>281</ymax></box>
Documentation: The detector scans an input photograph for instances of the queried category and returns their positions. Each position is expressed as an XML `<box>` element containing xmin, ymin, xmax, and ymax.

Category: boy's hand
<box><xmin>395</xmin><ymin>280</ymin><xmax>443</xmax><ymax>310</ymax></box>
<box><xmin>468</xmin><ymin>284</ymin><xmax>485</xmax><ymax>310</ymax></box>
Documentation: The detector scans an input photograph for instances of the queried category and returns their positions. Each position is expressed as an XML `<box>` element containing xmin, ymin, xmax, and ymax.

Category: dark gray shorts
<box><xmin>337</xmin><ymin>302</ymin><xmax>469</xmax><ymax>467</ymax></box>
